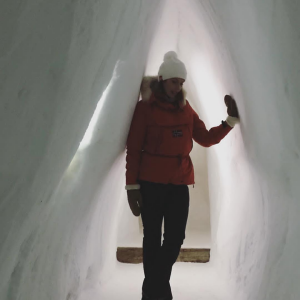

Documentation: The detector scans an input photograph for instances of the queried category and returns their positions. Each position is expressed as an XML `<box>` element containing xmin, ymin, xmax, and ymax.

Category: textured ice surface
<box><xmin>81</xmin><ymin>262</ymin><xmax>232</xmax><ymax>300</ymax></box>
<box><xmin>1</xmin><ymin>0</ymin><xmax>300</xmax><ymax>300</ymax></box>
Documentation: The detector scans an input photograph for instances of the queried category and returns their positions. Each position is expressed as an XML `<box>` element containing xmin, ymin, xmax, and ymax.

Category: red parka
<box><xmin>126</xmin><ymin>77</ymin><xmax>232</xmax><ymax>187</ymax></box>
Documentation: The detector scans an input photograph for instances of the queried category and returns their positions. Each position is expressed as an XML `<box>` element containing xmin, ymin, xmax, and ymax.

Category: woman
<box><xmin>125</xmin><ymin>51</ymin><xmax>239</xmax><ymax>300</ymax></box>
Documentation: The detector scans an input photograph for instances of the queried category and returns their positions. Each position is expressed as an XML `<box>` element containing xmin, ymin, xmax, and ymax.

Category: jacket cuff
<box><xmin>226</xmin><ymin>116</ymin><xmax>240</xmax><ymax>128</ymax></box>
<box><xmin>125</xmin><ymin>184</ymin><xmax>141</xmax><ymax>190</ymax></box>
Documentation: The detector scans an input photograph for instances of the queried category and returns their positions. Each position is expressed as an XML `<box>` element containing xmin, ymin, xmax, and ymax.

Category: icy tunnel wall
<box><xmin>188</xmin><ymin>1</ymin><xmax>300</xmax><ymax>300</ymax></box>
<box><xmin>1</xmin><ymin>1</ymin><xmax>300</xmax><ymax>300</ymax></box>
<box><xmin>0</xmin><ymin>1</ymin><xmax>163</xmax><ymax>299</ymax></box>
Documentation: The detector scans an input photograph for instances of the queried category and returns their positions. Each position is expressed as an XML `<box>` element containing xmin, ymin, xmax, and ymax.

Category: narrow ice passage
<box><xmin>0</xmin><ymin>0</ymin><xmax>300</xmax><ymax>300</ymax></box>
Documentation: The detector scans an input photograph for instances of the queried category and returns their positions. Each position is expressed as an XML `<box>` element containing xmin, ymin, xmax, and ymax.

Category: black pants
<box><xmin>140</xmin><ymin>181</ymin><xmax>190</xmax><ymax>300</ymax></box>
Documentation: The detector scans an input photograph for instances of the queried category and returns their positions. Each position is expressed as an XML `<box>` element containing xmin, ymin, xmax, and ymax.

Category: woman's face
<box><xmin>162</xmin><ymin>77</ymin><xmax>185</xmax><ymax>100</ymax></box>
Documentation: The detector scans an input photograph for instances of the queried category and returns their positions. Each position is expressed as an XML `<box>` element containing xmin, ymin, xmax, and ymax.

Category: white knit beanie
<box><xmin>158</xmin><ymin>51</ymin><xmax>187</xmax><ymax>81</ymax></box>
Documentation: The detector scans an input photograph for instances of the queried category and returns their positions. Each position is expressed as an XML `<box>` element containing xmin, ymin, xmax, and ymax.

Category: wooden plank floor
<box><xmin>117</xmin><ymin>247</ymin><xmax>210</xmax><ymax>264</ymax></box>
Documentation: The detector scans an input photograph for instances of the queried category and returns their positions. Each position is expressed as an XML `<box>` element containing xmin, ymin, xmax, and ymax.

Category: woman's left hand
<box><xmin>224</xmin><ymin>95</ymin><xmax>239</xmax><ymax>118</ymax></box>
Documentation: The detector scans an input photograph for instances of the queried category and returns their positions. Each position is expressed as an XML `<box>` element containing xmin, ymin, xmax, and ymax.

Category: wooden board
<box><xmin>116</xmin><ymin>247</ymin><xmax>210</xmax><ymax>264</ymax></box>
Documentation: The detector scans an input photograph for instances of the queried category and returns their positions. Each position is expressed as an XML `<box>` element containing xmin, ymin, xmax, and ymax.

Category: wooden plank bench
<box><xmin>116</xmin><ymin>247</ymin><xmax>210</xmax><ymax>264</ymax></box>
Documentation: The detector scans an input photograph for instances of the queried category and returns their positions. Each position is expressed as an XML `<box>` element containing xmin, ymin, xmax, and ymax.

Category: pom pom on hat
<box><xmin>158</xmin><ymin>51</ymin><xmax>187</xmax><ymax>81</ymax></box>
<box><xmin>163</xmin><ymin>51</ymin><xmax>178</xmax><ymax>61</ymax></box>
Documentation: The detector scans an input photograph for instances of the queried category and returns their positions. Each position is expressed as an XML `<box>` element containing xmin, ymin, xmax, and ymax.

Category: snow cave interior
<box><xmin>1</xmin><ymin>0</ymin><xmax>300</xmax><ymax>299</ymax></box>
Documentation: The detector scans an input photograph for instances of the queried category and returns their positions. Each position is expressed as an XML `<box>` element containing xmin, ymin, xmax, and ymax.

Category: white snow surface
<box><xmin>1</xmin><ymin>0</ymin><xmax>300</xmax><ymax>300</ymax></box>
<box><xmin>84</xmin><ymin>262</ymin><xmax>231</xmax><ymax>300</ymax></box>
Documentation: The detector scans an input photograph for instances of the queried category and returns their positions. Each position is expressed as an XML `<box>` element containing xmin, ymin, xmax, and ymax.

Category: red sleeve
<box><xmin>189</xmin><ymin>102</ymin><xmax>232</xmax><ymax>147</ymax></box>
<box><xmin>126</xmin><ymin>101</ymin><xmax>147</xmax><ymax>185</ymax></box>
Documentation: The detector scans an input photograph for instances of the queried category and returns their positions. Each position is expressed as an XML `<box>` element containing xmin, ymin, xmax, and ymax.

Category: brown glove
<box><xmin>224</xmin><ymin>95</ymin><xmax>239</xmax><ymax>118</ymax></box>
<box><xmin>127</xmin><ymin>189</ymin><xmax>143</xmax><ymax>217</ymax></box>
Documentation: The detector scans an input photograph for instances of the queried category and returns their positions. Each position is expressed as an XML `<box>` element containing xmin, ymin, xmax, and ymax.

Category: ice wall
<box><xmin>1</xmin><ymin>0</ymin><xmax>300</xmax><ymax>300</ymax></box>
<box><xmin>0</xmin><ymin>1</ymin><xmax>163</xmax><ymax>299</ymax></box>
<box><xmin>190</xmin><ymin>1</ymin><xmax>300</xmax><ymax>300</ymax></box>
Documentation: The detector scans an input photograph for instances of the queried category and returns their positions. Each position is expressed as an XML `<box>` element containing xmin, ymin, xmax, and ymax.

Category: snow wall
<box><xmin>0</xmin><ymin>0</ymin><xmax>300</xmax><ymax>300</ymax></box>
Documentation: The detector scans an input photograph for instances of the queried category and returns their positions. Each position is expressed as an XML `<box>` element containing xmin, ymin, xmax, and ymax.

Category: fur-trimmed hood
<box><xmin>140</xmin><ymin>76</ymin><xmax>187</xmax><ymax>107</ymax></box>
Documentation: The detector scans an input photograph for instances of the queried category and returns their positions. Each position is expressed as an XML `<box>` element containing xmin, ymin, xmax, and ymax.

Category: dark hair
<box><xmin>157</xmin><ymin>80</ymin><xmax>165</xmax><ymax>93</ymax></box>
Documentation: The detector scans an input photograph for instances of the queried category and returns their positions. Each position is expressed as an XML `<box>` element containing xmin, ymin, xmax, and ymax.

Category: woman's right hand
<box><xmin>224</xmin><ymin>95</ymin><xmax>239</xmax><ymax>118</ymax></box>
<box><xmin>127</xmin><ymin>190</ymin><xmax>143</xmax><ymax>217</ymax></box>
